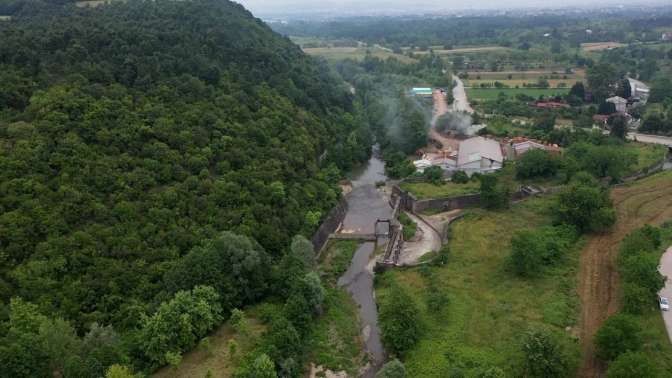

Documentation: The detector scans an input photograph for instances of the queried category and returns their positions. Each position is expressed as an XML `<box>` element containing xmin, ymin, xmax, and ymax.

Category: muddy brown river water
<box><xmin>337</xmin><ymin>151</ymin><xmax>391</xmax><ymax>377</ymax></box>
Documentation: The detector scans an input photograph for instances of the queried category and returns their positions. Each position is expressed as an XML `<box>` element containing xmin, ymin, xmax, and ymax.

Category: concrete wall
<box><xmin>311</xmin><ymin>197</ymin><xmax>349</xmax><ymax>253</ymax></box>
<box><xmin>392</xmin><ymin>180</ymin><xmax>530</xmax><ymax>215</ymax></box>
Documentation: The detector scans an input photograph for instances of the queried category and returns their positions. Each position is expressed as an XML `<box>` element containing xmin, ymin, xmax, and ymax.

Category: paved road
<box><xmin>451</xmin><ymin>74</ymin><xmax>474</xmax><ymax>114</ymax></box>
<box><xmin>399</xmin><ymin>212</ymin><xmax>441</xmax><ymax>265</ymax></box>
<box><xmin>628</xmin><ymin>132</ymin><xmax>672</xmax><ymax>147</ymax></box>
<box><xmin>659</xmin><ymin>246</ymin><xmax>672</xmax><ymax>344</ymax></box>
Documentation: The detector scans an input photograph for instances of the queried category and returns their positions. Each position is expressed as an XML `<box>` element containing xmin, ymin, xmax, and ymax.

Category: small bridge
<box><xmin>328</xmin><ymin>233</ymin><xmax>377</xmax><ymax>242</ymax></box>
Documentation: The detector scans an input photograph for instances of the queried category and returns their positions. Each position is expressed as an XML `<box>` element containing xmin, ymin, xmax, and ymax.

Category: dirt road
<box><xmin>429</xmin><ymin>89</ymin><xmax>460</xmax><ymax>151</ymax></box>
<box><xmin>578</xmin><ymin>172</ymin><xmax>672</xmax><ymax>377</ymax></box>
<box><xmin>451</xmin><ymin>74</ymin><xmax>474</xmax><ymax>114</ymax></box>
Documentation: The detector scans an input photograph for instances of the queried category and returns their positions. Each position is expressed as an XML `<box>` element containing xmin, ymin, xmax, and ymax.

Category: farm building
<box><xmin>530</xmin><ymin>100</ymin><xmax>569</xmax><ymax>109</ymax></box>
<box><xmin>628</xmin><ymin>78</ymin><xmax>650</xmax><ymax>102</ymax></box>
<box><xmin>606</xmin><ymin>96</ymin><xmax>627</xmax><ymax>113</ymax></box>
<box><xmin>410</xmin><ymin>87</ymin><xmax>433</xmax><ymax>97</ymax></box>
<box><xmin>457</xmin><ymin>136</ymin><xmax>503</xmax><ymax>174</ymax></box>
<box><xmin>507</xmin><ymin>137</ymin><xmax>562</xmax><ymax>159</ymax></box>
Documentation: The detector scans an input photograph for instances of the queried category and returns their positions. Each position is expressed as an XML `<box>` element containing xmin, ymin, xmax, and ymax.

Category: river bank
<box><xmin>336</xmin><ymin>151</ymin><xmax>392</xmax><ymax>377</ymax></box>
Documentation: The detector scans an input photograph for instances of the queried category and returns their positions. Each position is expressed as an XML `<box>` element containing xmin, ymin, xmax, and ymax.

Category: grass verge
<box><xmin>400</xmin><ymin>181</ymin><xmax>480</xmax><ymax>200</ymax></box>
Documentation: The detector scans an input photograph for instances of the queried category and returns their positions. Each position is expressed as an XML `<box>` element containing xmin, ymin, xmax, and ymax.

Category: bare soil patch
<box><xmin>581</xmin><ymin>42</ymin><xmax>626</xmax><ymax>52</ymax></box>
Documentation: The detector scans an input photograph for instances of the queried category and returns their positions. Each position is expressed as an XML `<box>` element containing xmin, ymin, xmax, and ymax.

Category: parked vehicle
<box><xmin>660</xmin><ymin>296</ymin><xmax>669</xmax><ymax>311</ymax></box>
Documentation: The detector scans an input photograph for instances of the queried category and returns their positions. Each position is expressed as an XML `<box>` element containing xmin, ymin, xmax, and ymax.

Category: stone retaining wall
<box><xmin>311</xmin><ymin>197</ymin><xmax>348</xmax><ymax>253</ymax></box>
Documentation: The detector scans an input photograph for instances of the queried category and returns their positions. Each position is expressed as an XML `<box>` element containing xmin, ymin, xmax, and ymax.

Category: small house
<box><xmin>606</xmin><ymin>96</ymin><xmax>627</xmax><ymax>113</ymax></box>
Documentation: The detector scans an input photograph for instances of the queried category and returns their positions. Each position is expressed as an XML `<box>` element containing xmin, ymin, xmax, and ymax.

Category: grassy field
<box><xmin>627</xmin><ymin>142</ymin><xmax>668</xmax><ymax>174</ymax></box>
<box><xmin>0</xmin><ymin>15</ymin><xmax>11</xmax><ymax>21</ymax></box>
<box><xmin>400</xmin><ymin>180</ymin><xmax>480</xmax><ymax>199</ymax></box>
<box><xmin>467</xmin><ymin>87</ymin><xmax>570</xmax><ymax>101</ymax></box>
<box><xmin>303</xmin><ymin>46</ymin><xmax>416</xmax><ymax>63</ymax></box>
<box><xmin>375</xmin><ymin>197</ymin><xmax>581</xmax><ymax>377</ymax></box>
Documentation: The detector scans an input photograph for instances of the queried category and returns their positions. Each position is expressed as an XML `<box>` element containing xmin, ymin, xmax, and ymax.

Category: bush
<box><xmin>606</xmin><ymin>351</ymin><xmax>661</xmax><ymax>378</ymax></box>
<box><xmin>479</xmin><ymin>174</ymin><xmax>509</xmax><ymax>210</ymax></box>
<box><xmin>424</xmin><ymin>166</ymin><xmax>444</xmax><ymax>185</ymax></box>
<box><xmin>379</xmin><ymin>283</ymin><xmax>423</xmax><ymax>356</ymax></box>
<box><xmin>594</xmin><ymin>314</ymin><xmax>642</xmax><ymax>361</ymax></box>
<box><xmin>509</xmin><ymin>226</ymin><xmax>577</xmax><ymax>276</ymax></box>
<box><xmin>452</xmin><ymin>170</ymin><xmax>469</xmax><ymax>184</ymax></box>
<box><xmin>554</xmin><ymin>175</ymin><xmax>615</xmax><ymax>233</ymax></box>
<box><xmin>521</xmin><ymin>329</ymin><xmax>572</xmax><ymax>378</ymax></box>
<box><xmin>516</xmin><ymin>149</ymin><xmax>561</xmax><ymax>179</ymax></box>
<box><xmin>376</xmin><ymin>359</ymin><xmax>406</xmax><ymax>378</ymax></box>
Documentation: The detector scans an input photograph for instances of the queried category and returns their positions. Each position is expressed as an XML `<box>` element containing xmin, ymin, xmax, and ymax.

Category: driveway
<box><xmin>659</xmin><ymin>246</ymin><xmax>672</xmax><ymax>344</ymax></box>
<box><xmin>398</xmin><ymin>212</ymin><xmax>441</xmax><ymax>265</ymax></box>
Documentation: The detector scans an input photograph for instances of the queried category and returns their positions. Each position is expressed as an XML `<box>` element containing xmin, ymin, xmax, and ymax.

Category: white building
<box><xmin>606</xmin><ymin>96</ymin><xmax>628</xmax><ymax>113</ymax></box>
<box><xmin>457</xmin><ymin>137</ymin><xmax>503</xmax><ymax>174</ymax></box>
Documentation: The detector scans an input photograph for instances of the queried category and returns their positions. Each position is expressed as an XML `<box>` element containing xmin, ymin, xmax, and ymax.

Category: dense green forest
<box><xmin>0</xmin><ymin>0</ymin><xmax>372</xmax><ymax>376</ymax></box>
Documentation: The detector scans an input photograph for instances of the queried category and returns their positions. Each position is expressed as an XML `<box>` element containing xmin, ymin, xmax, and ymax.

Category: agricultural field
<box><xmin>303</xmin><ymin>45</ymin><xmax>416</xmax><ymax>63</ymax></box>
<box><xmin>464</xmin><ymin>69</ymin><xmax>585</xmax><ymax>89</ymax></box>
<box><xmin>408</xmin><ymin>46</ymin><xmax>511</xmax><ymax>55</ymax></box>
<box><xmin>0</xmin><ymin>15</ymin><xmax>11</xmax><ymax>21</ymax></box>
<box><xmin>580</xmin><ymin>42</ymin><xmax>626</xmax><ymax>52</ymax></box>
<box><xmin>400</xmin><ymin>180</ymin><xmax>481</xmax><ymax>199</ymax></box>
<box><xmin>375</xmin><ymin>197</ymin><xmax>581</xmax><ymax>377</ymax></box>
<box><xmin>466</xmin><ymin>87</ymin><xmax>570</xmax><ymax>101</ymax></box>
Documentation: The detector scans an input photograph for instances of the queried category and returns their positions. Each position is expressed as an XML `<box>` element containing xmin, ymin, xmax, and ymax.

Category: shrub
<box><xmin>521</xmin><ymin>329</ymin><xmax>571</xmax><ymax>378</ymax></box>
<box><xmin>554</xmin><ymin>176</ymin><xmax>615</xmax><ymax>233</ymax></box>
<box><xmin>516</xmin><ymin>149</ymin><xmax>560</xmax><ymax>179</ymax></box>
<box><xmin>379</xmin><ymin>283</ymin><xmax>423</xmax><ymax>356</ymax></box>
<box><xmin>424</xmin><ymin>166</ymin><xmax>444</xmax><ymax>185</ymax></box>
<box><xmin>606</xmin><ymin>351</ymin><xmax>661</xmax><ymax>378</ymax></box>
<box><xmin>479</xmin><ymin>174</ymin><xmax>509</xmax><ymax>210</ymax></box>
<box><xmin>376</xmin><ymin>359</ymin><xmax>406</xmax><ymax>378</ymax></box>
<box><xmin>594</xmin><ymin>314</ymin><xmax>642</xmax><ymax>361</ymax></box>
<box><xmin>452</xmin><ymin>170</ymin><xmax>470</xmax><ymax>184</ymax></box>
<box><xmin>509</xmin><ymin>226</ymin><xmax>577</xmax><ymax>276</ymax></box>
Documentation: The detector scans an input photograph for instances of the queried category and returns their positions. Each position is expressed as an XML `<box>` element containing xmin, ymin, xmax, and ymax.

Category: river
<box><xmin>337</xmin><ymin>151</ymin><xmax>391</xmax><ymax>377</ymax></box>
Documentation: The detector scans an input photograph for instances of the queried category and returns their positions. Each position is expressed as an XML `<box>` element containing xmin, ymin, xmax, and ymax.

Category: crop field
<box><xmin>0</xmin><ymin>15</ymin><xmax>11</xmax><ymax>21</ymax></box>
<box><xmin>466</xmin><ymin>87</ymin><xmax>570</xmax><ymax>101</ymax></box>
<box><xmin>303</xmin><ymin>46</ymin><xmax>416</xmax><ymax>63</ymax></box>
<box><xmin>375</xmin><ymin>197</ymin><xmax>582</xmax><ymax>377</ymax></box>
<box><xmin>409</xmin><ymin>46</ymin><xmax>511</xmax><ymax>55</ymax></box>
<box><xmin>580</xmin><ymin>42</ymin><xmax>626</xmax><ymax>52</ymax></box>
<box><xmin>464</xmin><ymin>69</ymin><xmax>585</xmax><ymax>89</ymax></box>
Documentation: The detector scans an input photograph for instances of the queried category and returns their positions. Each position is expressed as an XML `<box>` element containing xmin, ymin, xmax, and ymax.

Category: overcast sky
<box><xmin>236</xmin><ymin>0</ymin><xmax>666</xmax><ymax>16</ymax></box>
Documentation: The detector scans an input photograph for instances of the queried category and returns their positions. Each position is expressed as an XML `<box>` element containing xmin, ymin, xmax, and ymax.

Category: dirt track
<box><xmin>578</xmin><ymin>173</ymin><xmax>672</xmax><ymax>377</ymax></box>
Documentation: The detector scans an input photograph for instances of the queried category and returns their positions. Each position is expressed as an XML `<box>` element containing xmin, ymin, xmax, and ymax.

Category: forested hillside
<box><xmin>0</xmin><ymin>0</ymin><xmax>371</xmax><ymax>375</ymax></box>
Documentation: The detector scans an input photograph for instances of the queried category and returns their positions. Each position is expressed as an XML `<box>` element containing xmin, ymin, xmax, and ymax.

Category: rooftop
<box><xmin>458</xmin><ymin>137</ymin><xmax>503</xmax><ymax>166</ymax></box>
